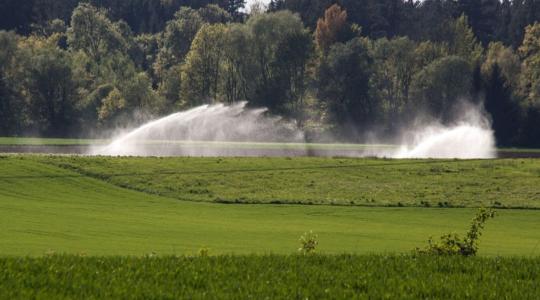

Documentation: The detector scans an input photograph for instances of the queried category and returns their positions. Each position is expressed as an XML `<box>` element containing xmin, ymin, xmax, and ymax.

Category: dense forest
<box><xmin>1</xmin><ymin>0</ymin><xmax>540</xmax><ymax>146</ymax></box>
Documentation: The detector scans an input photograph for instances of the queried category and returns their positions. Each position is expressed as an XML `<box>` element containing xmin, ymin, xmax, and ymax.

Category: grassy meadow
<box><xmin>1</xmin><ymin>154</ymin><xmax>540</xmax><ymax>298</ymax></box>
<box><xmin>1</xmin><ymin>155</ymin><xmax>540</xmax><ymax>256</ymax></box>
<box><xmin>37</xmin><ymin>155</ymin><xmax>540</xmax><ymax>208</ymax></box>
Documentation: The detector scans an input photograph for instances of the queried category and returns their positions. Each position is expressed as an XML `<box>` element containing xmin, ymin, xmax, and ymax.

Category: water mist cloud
<box><xmin>90</xmin><ymin>102</ymin><xmax>305</xmax><ymax>156</ymax></box>
<box><xmin>392</xmin><ymin>103</ymin><xmax>496</xmax><ymax>159</ymax></box>
<box><xmin>90</xmin><ymin>101</ymin><xmax>496</xmax><ymax>159</ymax></box>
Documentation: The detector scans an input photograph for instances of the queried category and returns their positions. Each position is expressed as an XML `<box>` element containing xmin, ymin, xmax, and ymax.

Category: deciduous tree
<box><xmin>315</xmin><ymin>4</ymin><xmax>350</xmax><ymax>55</ymax></box>
<box><xmin>410</xmin><ymin>56</ymin><xmax>473</xmax><ymax>121</ymax></box>
<box><xmin>181</xmin><ymin>24</ymin><xmax>228</xmax><ymax>106</ymax></box>
<box><xmin>318</xmin><ymin>37</ymin><xmax>376</xmax><ymax>131</ymax></box>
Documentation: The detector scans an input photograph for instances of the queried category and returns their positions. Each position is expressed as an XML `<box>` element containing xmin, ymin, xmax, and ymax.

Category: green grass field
<box><xmin>2</xmin><ymin>154</ymin><xmax>540</xmax><ymax>298</ymax></box>
<box><xmin>37</xmin><ymin>155</ymin><xmax>540</xmax><ymax>208</ymax></box>
<box><xmin>1</xmin><ymin>155</ymin><xmax>540</xmax><ymax>256</ymax></box>
<box><xmin>1</xmin><ymin>255</ymin><xmax>539</xmax><ymax>299</ymax></box>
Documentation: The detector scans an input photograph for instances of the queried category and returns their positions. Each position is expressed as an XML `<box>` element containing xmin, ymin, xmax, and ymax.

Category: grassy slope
<box><xmin>1</xmin><ymin>255</ymin><xmax>539</xmax><ymax>299</ymax></box>
<box><xmin>38</xmin><ymin>156</ymin><xmax>540</xmax><ymax>208</ymax></box>
<box><xmin>1</xmin><ymin>156</ymin><xmax>540</xmax><ymax>256</ymax></box>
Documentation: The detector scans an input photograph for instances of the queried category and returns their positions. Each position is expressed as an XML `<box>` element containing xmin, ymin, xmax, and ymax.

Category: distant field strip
<box><xmin>1</xmin><ymin>155</ymin><xmax>540</xmax><ymax>256</ymax></box>
<box><xmin>0</xmin><ymin>137</ymin><xmax>105</xmax><ymax>145</ymax></box>
<box><xmin>34</xmin><ymin>156</ymin><xmax>540</xmax><ymax>208</ymax></box>
<box><xmin>0</xmin><ymin>137</ymin><xmax>394</xmax><ymax>149</ymax></box>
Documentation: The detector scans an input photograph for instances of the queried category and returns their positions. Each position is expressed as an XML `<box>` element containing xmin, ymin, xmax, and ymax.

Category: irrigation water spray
<box><xmin>393</xmin><ymin>104</ymin><xmax>496</xmax><ymax>159</ymax></box>
<box><xmin>91</xmin><ymin>102</ymin><xmax>305</xmax><ymax>156</ymax></box>
<box><xmin>91</xmin><ymin>101</ymin><xmax>496</xmax><ymax>158</ymax></box>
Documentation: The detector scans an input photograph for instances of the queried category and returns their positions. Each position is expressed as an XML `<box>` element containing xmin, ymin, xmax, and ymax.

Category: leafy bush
<box><xmin>198</xmin><ymin>247</ymin><xmax>210</xmax><ymax>257</ymax></box>
<box><xmin>298</xmin><ymin>231</ymin><xmax>318</xmax><ymax>254</ymax></box>
<box><xmin>416</xmin><ymin>208</ymin><xmax>496</xmax><ymax>256</ymax></box>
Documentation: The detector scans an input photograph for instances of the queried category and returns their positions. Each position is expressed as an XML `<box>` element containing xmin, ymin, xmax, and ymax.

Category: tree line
<box><xmin>1</xmin><ymin>0</ymin><xmax>540</xmax><ymax>146</ymax></box>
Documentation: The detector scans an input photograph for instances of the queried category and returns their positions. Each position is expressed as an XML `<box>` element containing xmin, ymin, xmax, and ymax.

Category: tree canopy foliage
<box><xmin>1</xmin><ymin>1</ymin><xmax>540</xmax><ymax>146</ymax></box>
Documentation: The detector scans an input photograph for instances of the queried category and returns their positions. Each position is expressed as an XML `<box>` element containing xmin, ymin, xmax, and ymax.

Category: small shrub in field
<box><xmin>198</xmin><ymin>247</ymin><xmax>210</xmax><ymax>257</ymax></box>
<box><xmin>298</xmin><ymin>231</ymin><xmax>318</xmax><ymax>254</ymax></box>
<box><xmin>416</xmin><ymin>208</ymin><xmax>496</xmax><ymax>256</ymax></box>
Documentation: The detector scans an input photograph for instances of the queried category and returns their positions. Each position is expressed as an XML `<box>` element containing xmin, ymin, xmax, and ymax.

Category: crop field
<box><xmin>1</xmin><ymin>255</ymin><xmax>539</xmax><ymax>299</ymax></box>
<box><xmin>1</xmin><ymin>154</ymin><xmax>540</xmax><ymax>298</ymax></box>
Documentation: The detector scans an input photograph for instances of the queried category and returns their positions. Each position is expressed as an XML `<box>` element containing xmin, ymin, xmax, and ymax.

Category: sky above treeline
<box><xmin>246</xmin><ymin>0</ymin><xmax>270</xmax><ymax>10</ymax></box>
